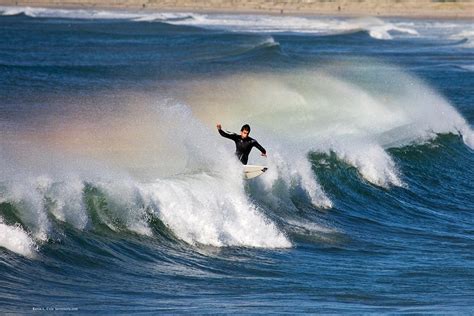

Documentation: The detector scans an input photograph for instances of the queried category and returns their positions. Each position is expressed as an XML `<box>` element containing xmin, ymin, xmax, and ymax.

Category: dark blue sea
<box><xmin>1</xmin><ymin>6</ymin><xmax>473</xmax><ymax>314</ymax></box>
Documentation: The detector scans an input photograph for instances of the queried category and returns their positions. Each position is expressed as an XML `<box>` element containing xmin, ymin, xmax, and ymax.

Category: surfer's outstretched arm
<box><xmin>217</xmin><ymin>123</ymin><xmax>237</xmax><ymax>140</ymax></box>
<box><xmin>253</xmin><ymin>141</ymin><xmax>267</xmax><ymax>157</ymax></box>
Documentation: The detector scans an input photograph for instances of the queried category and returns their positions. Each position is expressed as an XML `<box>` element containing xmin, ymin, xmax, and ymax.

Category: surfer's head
<box><xmin>240</xmin><ymin>124</ymin><xmax>250</xmax><ymax>139</ymax></box>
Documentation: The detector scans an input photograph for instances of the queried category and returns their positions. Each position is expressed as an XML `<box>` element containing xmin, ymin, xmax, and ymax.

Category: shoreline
<box><xmin>1</xmin><ymin>1</ymin><xmax>474</xmax><ymax>19</ymax></box>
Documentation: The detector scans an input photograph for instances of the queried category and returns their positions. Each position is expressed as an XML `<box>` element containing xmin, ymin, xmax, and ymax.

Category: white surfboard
<box><xmin>243</xmin><ymin>165</ymin><xmax>268</xmax><ymax>180</ymax></box>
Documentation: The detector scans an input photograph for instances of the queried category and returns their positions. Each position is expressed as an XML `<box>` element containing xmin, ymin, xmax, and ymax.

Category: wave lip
<box><xmin>348</xmin><ymin>17</ymin><xmax>419</xmax><ymax>40</ymax></box>
<box><xmin>0</xmin><ymin>218</ymin><xmax>36</xmax><ymax>258</ymax></box>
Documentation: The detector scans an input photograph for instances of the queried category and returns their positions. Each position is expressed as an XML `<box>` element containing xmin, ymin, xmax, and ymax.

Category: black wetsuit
<box><xmin>218</xmin><ymin>129</ymin><xmax>266</xmax><ymax>165</ymax></box>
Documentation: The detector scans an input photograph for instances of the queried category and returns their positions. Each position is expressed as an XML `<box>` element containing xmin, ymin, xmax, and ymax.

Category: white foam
<box><xmin>326</xmin><ymin>141</ymin><xmax>402</xmax><ymax>187</ymax></box>
<box><xmin>260</xmin><ymin>151</ymin><xmax>333</xmax><ymax>208</ymax></box>
<box><xmin>144</xmin><ymin>172</ymin><xmax>291</xmax><ymax>248</ymax></box>
<box><xmin>0</xmin><ymin>218</ymin><xmax>36</xmax><ymax>258</ymax></box>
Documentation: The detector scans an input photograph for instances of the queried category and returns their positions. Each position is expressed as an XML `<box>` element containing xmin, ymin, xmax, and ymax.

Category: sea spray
<box><xmin>181</xmin><ymin>61</ymin><xmax>474</xmax><ymax>189</ymax></box>
<box><xmin>0</xmin><ymin>217</ymin><xmax>36</xmax><ymax>258</ymax></box>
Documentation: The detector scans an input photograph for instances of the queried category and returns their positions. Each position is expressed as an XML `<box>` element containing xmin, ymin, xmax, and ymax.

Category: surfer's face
<box><xmin>240</xmin><ymin>130</ymin><xmax>249</xmax><ymax>139</ymax></box>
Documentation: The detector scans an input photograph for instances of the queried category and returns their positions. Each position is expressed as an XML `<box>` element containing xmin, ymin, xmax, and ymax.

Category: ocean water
<box><xmin>1</xmin><ymin>6</ymin><xmax>473</xmax><ymax>313</ymax></box>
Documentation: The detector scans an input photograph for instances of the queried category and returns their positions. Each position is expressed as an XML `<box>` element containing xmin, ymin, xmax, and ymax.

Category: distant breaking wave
<box><xmin>0</xmin><ymin>6</ymin><xmax>423</xmax><ymax>40</ymax></box>
<box><xmin>3</xmin><ymin>5</ymin><xmax>473</xmax><ymax>44</ymax></box>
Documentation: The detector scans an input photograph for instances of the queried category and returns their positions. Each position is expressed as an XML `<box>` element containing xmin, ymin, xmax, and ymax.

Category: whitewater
<box><xmin>0</xmin><ymin>7</ymin><xmax>473</xmax><ymax>314</ymax></box>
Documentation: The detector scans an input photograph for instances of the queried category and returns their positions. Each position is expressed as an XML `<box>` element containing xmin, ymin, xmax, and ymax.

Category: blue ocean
<box><xmin>1</xmin><ymin>6</ymin><xmax>473</xmax><ymax>313</ymax></box>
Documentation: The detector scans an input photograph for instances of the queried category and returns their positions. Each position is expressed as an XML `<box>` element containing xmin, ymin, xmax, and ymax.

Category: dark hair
<box><xmin>241</xmin><ymin>124</ymin><xmax>251</xmax><ymax>132</ymax></box>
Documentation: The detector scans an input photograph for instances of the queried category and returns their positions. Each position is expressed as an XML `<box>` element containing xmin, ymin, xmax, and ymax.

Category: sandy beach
<box><xmin>1</xmin><ymin>0</ymin><xmax>473</xmax><ymax>18</ymax></box>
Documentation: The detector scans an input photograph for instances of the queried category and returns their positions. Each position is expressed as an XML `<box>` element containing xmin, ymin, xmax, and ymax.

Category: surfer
<box><xmin>217</xmin><ymin>123</ymin><xmax>267</xmax><ymax>165</ymax></box>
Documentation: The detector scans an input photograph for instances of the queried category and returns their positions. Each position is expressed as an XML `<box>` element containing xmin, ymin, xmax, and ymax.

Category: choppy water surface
<box><xmin>0</xmin><ymin>6</ymin><xmax>473</xmax><ymax>313</ymax></box>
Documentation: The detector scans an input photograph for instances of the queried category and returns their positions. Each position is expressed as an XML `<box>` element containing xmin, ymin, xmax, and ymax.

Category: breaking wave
<box><xmin>1</xmin><ymin>59</ymin><xmax>473</xmax><ymax>257</ymax></box>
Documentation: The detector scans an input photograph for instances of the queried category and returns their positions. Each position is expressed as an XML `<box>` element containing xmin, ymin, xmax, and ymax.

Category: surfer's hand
<box><xmin>216</xmin><ymin>123</ymin><xmax>222</xmax><ymax>130</ymax></box>
<box><xmin>261</xmin><ymin>153</ymin><xmax>267</xmax><ymax>157</ymax></box>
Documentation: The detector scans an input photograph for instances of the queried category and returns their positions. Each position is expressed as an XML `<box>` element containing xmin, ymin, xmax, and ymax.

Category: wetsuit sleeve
<box><xmin>253</xmin><ymin>140</ymin><xmax>266</xmax><ymax>154</ymax></box>
<box><xmin>218</xmin><ymin>129</ymin><xmax>238</xmax><ymax>140</ymax></box>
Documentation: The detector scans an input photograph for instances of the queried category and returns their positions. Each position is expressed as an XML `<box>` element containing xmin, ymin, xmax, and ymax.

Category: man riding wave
<box><xmin>217</xmin><ymin>123</ymin><xmax>267</xmax><ymax>165</ymax></box>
